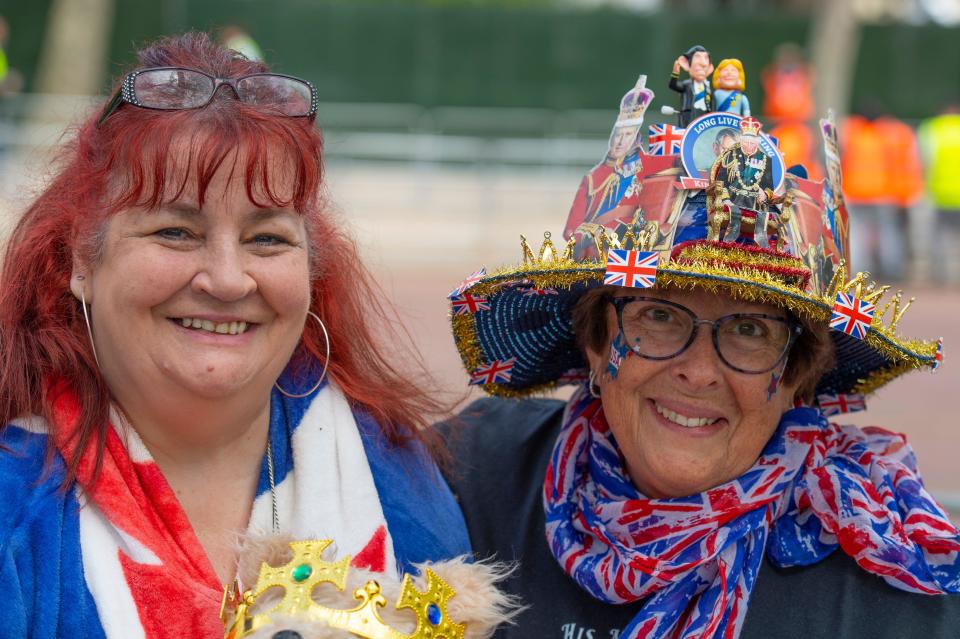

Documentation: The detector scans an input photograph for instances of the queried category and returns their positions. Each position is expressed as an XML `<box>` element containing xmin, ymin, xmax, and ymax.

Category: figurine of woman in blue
<box><xmin>713</xmin><ymin>58</ymin><xmax>751</xmax><ymax>116</ymax></box>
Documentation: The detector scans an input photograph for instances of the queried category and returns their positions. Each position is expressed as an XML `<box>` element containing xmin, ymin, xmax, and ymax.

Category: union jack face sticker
<box><xmin>450</xmin><ymin>292</ymin><xmax>490</xmax><ymax>316</ymax></box>
<box><xmin>604</xmin><ymin>249</ymin><xmax>659</xmax><ymax>289</ymax></box>
<box><xmin>816</xmin><ymin>392</ymin><xmax>866</xmax><ymax>416</ymax></box>
<box><xmin>606</xmin><ymin>332</ymin><xmax>631</xmax><ymax>380</ymax></box>
<box><xmin>448</xmin><ymin>267</ymin><xmax>487</xmax><ymax>299</ymax></box>
<box><xmin>647</xmin><ymin>123</ymin><xmax>685</xmax><ymax>156</ymax></box>
<box><xmin>469</xmin><ymin>358</ymin><xmax>517</xmax><ymax>386</ymax></box>
<box><xmin>933</xmin><ymin>337</ymin><xmax>944</xmax><ymax>372</ymax></box>
<box><xmin>830</xmin><ymin>292</ymin><xmax>874</xmax><ymax>340</ymax></box>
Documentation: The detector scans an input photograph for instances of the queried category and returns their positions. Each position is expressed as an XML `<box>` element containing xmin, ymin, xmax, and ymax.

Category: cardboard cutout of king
<box><xmin>568</xmin><ymin>75</ymin><xmax>654</xmax><ymax>227</ymax></box>
<box><xmin>708</xmin><ymin>116</ymin><xmax>790</xmax><ymax>249</ymax></box>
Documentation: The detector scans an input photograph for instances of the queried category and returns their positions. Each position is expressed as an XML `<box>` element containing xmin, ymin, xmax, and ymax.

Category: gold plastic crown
<box><xmin>221</xmin><ymin>539</ymin><xmax>465</xmax><ymax>639</ymax></box>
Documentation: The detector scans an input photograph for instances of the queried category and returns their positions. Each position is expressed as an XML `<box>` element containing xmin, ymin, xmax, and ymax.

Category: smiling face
<box><xmin>717</xmin><ymin>64</ymin><xmax>742</xmax><ymax>90</ymax></box>
<box><xmin>740</xmin><ymin>134</ymin><xmax>760</xmax><ymax>156</ymax></box>
<box><xmin>73</xmin><ymin>162</ymin><xmax>311</xmax><ymax>409</ymax></box>
<box><xmin>688</xmin><ymin>51</ymin><xmax>713</xmax><ymax>83</ymax></box>
<box><xmin>583</xmin><ymin>287</ymin><xmax>800</xmax><ymax>498</ymax></box>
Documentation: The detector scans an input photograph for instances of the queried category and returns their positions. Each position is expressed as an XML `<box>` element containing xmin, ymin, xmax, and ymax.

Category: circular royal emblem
<box><xmin>680</xmin><ymin>112</ymin><xmax>784</xmax><ymax>191</ymax></box>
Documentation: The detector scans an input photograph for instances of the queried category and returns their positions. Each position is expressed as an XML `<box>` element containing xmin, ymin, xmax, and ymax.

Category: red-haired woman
<box><xmin>0</xmin><ymin>33</ymin><xmax>469</xmax><ymax>638</ymax></box>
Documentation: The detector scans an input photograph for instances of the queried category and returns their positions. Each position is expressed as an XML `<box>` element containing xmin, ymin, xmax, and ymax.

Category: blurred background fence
<box><xmin>2</xmin><ymin>1</ymin><xmax>960</xmax><ymax>119</ymax></box>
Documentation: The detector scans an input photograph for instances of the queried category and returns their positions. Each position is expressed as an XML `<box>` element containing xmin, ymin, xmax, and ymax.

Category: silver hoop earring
<box><xmin>588</xmin><ymin>370</ymin><xmax>602</xmax><ymax>398</ymax></box>
<box><xmin>79</xmin><ymin>287</ymin><xmax>101</xmax><ymax>369</ymax></box>
<box><xmin>275</xmin><ymin>311</ymin><xmax>330</xmax><ymax>398</ymax></box>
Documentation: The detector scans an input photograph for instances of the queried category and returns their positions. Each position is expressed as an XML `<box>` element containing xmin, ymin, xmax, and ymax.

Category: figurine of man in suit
<box><xmin>669</xmin><ymin>45</ymin><xmax>714</xmax><ymax>127</ymax></box>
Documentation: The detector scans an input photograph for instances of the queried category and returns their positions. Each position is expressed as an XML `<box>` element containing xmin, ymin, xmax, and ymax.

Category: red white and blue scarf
<box><xmin>543</xmin><ymin>387</ymin><xmax>960</xmax><ymax>639</ymax></box>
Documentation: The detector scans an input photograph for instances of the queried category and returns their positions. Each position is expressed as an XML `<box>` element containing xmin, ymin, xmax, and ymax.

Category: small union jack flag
<box><xmin>830</xmin><ymin>292</ymin><xmax>874</xmax><ymax>340</ymax></box>
<box><xmin>933</xmin><ymin>337</ymin><xmax>944</xmax><ymax>372</ymax></box>
<box><xmin>647</xmin><ymin>123</ymin><xmax>685</xmax><ymax>156</ymax></box>
<box><xmin>558</xmin><ymin>368</ymin><xmax>589</xmax><ymax>384</ymax></box>
<box><xmin>604</xmin><ymin>250</ymin><xmax>659</xmax><ymax>289</ymax></box>
<box><xmin>451</xmin><ymin>292</ymin><xmax>490</xmax><ymax>316</ymax></box>
<box><xmin>816</xmin><ymin>392</ymin><xmax>866</xmax><ymax>416</ymax></box>
<box><xmin>520</xmin><ymin>287</ymin><xmax>559</xmax><ymax>297</ymax></box>
<box><xmin>469</xmin><ymin>358</ymin><xmax>517</xmax><ymax>386</ymax></box>
<box><xmin>448</xmin><ymin>268</ymin><xmax>487</xmax><ymax>299</ymax></box>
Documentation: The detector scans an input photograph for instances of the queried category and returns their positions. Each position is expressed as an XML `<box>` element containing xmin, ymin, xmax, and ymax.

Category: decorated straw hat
<box><xmin>448</xmin><ymin>79</ymin><xmax>942</xmax><ymax>415</ymax></box>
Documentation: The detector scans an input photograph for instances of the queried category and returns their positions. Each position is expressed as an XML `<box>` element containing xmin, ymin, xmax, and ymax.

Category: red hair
<box><xmin>0</xmin><ymin>33</ymin><xmax>446</xmax><ymax>484</ymax></box>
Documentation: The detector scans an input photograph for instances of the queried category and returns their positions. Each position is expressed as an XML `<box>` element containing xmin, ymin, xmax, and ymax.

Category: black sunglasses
<box><xmin>97</xmin><ymin>67</ymin><xmax>318</xmax><ymax>127</ymax></box>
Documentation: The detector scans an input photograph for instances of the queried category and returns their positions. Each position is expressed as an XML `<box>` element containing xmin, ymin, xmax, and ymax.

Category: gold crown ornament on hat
<box><xmin>221</xmin><ymin>539</ymin><xmax>466</xmax><ymax>639</ymax></box>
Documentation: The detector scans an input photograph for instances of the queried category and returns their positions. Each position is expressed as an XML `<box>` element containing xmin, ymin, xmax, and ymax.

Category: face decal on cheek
<box><xmin>766</xmin><ymin>357</ymin><xmax>789</xmax><ymax>402</ymax></box>
<box><xmin>607</xmin><ymin>331</ymin><xmax>632</xmax><ymax>380</ymax></box>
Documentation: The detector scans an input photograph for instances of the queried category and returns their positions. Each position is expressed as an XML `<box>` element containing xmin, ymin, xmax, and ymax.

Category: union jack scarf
<box><xmin>48</xmin><ymin>378</ymin><xmax>396</xmax><ymax>639</ymax></box>
<box><xmin>543</xmin><ymin>387</ymin><xmax>960</xmax><ymax>639</ymax></box>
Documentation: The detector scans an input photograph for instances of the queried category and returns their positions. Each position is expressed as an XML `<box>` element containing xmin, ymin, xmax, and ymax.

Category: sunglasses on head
<box><xmin>97</xmin><ymin>66</ymin><xmax>318</xmax><ymax>127</ymax></box>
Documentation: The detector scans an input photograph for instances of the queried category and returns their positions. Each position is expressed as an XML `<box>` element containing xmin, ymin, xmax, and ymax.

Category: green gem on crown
<box><xmin>292</xmin><ymin>563</ymin><xmax>313</xmax><ymax>582</ymax></box>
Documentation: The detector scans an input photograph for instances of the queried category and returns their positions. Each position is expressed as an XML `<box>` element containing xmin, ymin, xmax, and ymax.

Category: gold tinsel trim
<box><xmin>673</xmin><ymin>242</ymin><xmax>807</xmax><ymax>270</ymax></box>
<box><xmin>449</xmin><ymin>252</ymin><xmax>939</xmax><ymax>398</ymax></box>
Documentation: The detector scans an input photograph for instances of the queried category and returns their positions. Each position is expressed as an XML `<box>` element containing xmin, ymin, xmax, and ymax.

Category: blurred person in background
<box><xmin>763</xmin><ymin>44</ymin><xmax>821</xmax><ymax>182</ymax></box>
<box><xmin>841</xmin><ymin>101</ymin><xmax>923</xmax><ymax>282</ymax></box>
<box><xmin>762</xmin><ymin>43</ymin><xmax>814</xmax><ymax>124</ymax></box>
<box><xmin>919</xmin><ymin>104</ymin><xmax>960</xmax><ymax>285</ymax></box>
<box><xmin>0</xmin><ymin>33</ymin><xmax>474</xmax><ymax>637</ymax></box>
<box><xmin>218</xmin><ymin>24</ymin><xmax>264</xmax><ymax>63</ymax></box>
<box><xmin>0</xmin><ymin>15</ymin><xmax>23</xmax><ymax>96</ymax></box>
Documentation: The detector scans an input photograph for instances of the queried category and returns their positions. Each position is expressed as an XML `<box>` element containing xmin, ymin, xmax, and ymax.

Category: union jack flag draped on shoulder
<box><xmin>543</xmin><ymin>387</ymin><xmax>960</xmax><ymax>639</ymax></box>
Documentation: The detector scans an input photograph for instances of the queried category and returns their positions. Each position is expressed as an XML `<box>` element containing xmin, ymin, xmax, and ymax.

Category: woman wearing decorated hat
<box><xmin>443</xmin><ymin>72</ymin><xmax>960</xmax><ymax>638</ymax></box>
<box><xmin>0</xmin><ymin>33</ymin><xmax>491</xmax><ymax>638</ymax></box>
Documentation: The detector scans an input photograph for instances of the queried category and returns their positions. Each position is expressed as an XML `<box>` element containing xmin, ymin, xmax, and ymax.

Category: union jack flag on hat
<box><xmin>647</xmin><ymin>123</ymin><xmax>684</xmax><ymax>156</ymax></box>
<box><xmin>830</xmin><ymin>292</ymin><xmax>875</xmax><ymax>340</ymax></box>
<box><xmin>520</xmin><ymin>287</ymin><xmax>559</xmax><ymax>297</ymax></box>
<box><xmin>448</xmin><ymin>268</ymin><xmax>487</xmax><ymax>299</ymax></box>
<box><xmin>451</xmin><ymin>292</ymin><xmax>490</xmax><ymax>316</ymax></box>
<box><xmin>816</xmin><ymin>392</ymin><xmax>867</xmax><ymax>416</ymax></box>
<box><xmin>933</xmin><ymin>337</ymin><xmax>944</xmax><ymax>372</ymax></box>
<box><xmin>604</xmin><ymin>249</ymin><xmax>659</xmax><ymax>289</ymax></box>
<box><xmin>469</xmin><ymin>358</ymin><xmax>517</xmax><ymax>386</ymax></box>
<box><xmin>558</xmin><ymin>368</ymin><xmax>589</xmax><ymax>384</ymax></box>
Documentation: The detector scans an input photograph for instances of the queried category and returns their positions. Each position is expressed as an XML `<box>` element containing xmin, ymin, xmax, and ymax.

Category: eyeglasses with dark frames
<box><xmin>608</xmin><ymin>296</ymin><xmax>803</xmax><ymax>374</ymax></box>
<box><xmin>97</xmin><ymin>67</ymin><xmax>318</xmax><ymax>127</ymax></box>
